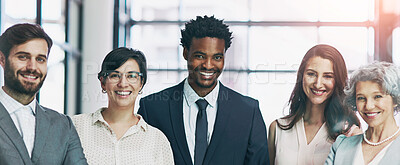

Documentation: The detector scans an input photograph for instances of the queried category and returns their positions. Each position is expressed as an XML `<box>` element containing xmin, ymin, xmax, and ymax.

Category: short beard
<box><xmin>4</xmin><ymin>60</ymin><xmax>46</xmax><ymax>97</ymax></box>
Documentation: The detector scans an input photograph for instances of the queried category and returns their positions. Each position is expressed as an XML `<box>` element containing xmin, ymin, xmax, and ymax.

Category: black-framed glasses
<box><xmin>105</xmin><ymin>71</ymin><xmax>142</xmax><ymax>84</ymax></box>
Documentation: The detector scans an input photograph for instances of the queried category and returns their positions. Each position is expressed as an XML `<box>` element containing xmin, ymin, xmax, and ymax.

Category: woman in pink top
<box><xmin>268</xmin><ymin>44</ymin><xmax>361</xmax><ymax>165</ymax></box>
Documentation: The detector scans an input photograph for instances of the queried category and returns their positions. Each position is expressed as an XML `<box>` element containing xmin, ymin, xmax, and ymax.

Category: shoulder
<box><xmin>71</xmin><ymin>112</ymin><xmax>93</xmax><ymax>126</ymax></box>
<box><xmin>269</xmin><ymin>120</ymin><xmax>277</xmax><ymax>131</ymax></box>
<box><xmin>143</xmin><ymin>122</ymin><xmax>170</xmax><ymax>143</ymax></box>
<box><xmin>71</xmin><ymin>113</ymin><xmax>89</xmax><ymax>121</ymax></box>
<box><xmin>334</xmin><ymin>134</ymin><xmax>347</xmax><ymax>144</ymax></box>
<box><xmin>276</xmin><ymin>116</ymin><xmax>294</xmax><ymax>126</ymax></box>
<box><xmin>332</xmin><ymin>134</ymin><xmax>362</xmax><ymax>149</ymax></box>
<box><xmin>39</xmin><ymin>105</ymin><xmax>70</xmax><ymax>122</ymax></box>
<box><xmin>146</xmin><ymin>124</ymin><xmax>167</xmax><ymax>137</ymax></box>
<box><xmin>38</xmin><ymin>105</ymin><xmax>77</xmax><ymax>129</ymax></box>
<box><xmin>220</xmin><ymin>84</ymin><xmax>258</xmax><ymax>104</ymax></box>
<box><xmin>268</xmin><ymin>120</ymin><xmax>277</xmax><ymax>139</ymax></box>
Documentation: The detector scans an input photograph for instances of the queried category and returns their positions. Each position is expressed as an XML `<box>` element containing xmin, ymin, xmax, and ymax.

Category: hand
<box><xmin>344</xmin><ymin>124</ymin><xmax>363</xmax><ymax>137</ymax></box>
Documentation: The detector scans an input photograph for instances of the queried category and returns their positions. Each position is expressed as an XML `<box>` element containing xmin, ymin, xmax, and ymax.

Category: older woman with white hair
<box><xmin>325</xmin><ymin>61</ymin><xmax>400</xmax><ymax>165</ymax></box>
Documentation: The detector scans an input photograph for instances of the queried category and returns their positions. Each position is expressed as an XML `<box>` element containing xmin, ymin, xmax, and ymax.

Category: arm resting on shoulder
<box><xmin>344</xmin><ymin>124</ymin><xmax>363</xmax><ymax>137</ymax></box>
<box><xmin>244</xmin><ymin>101</ymin><xmax>270</xmax><ymax>165</ymax></box>
<box><xmin>63</xmin><ymin>116</ymin><xmax>88</xmax><ymax>165</ymax></box>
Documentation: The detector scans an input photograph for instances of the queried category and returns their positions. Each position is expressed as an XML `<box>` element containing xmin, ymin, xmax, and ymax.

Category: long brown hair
<box><xmin>277</xmin><ymin>44</ymin><xmax>360</xmax><ymax>140</ymax></box>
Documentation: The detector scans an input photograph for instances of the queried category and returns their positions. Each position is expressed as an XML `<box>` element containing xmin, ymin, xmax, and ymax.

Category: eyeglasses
<box><xmin>105</xmin><ymin>71</ymin><xmax>142</xmax><ymax>84</ymax></box>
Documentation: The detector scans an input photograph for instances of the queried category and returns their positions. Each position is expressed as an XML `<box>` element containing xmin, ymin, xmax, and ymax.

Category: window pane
<box><xmin>220</xmin><ymin>72</ymin><xmax>248</xmax><ymax>95</ymax></box>
<box><xmin>393</xmin><ymin>27</ymin><xmax>400</xmax><ymax>66</ymax></box>
<box><xmin>131</xmin><ymin>0</ymin><xmax>179</xmax><ymax>21</ymax></box>
<box><xmin>5</xmin><ymin>0</ymin><xmax>36</xmax><ymax>19</ymax></box>
<box><xmin>248</xmin><ymin>26</ymin><xmax>318</xmax><ymax>70</ymax></box>
<box><xmin>42</xmin><ymin>0</ymin><xmax>63</xmax><ymax>20</ymax></box>
<box><xmin>43</xmin><ymin>23</ymin><xmax>66</xmax><ymax>45</ymax></box>
<box><xmin>127</xmin><ymin>0</ymin><xmax>379</xmax><ymax>128</ymax></box>
<box><xmin>181</xmin><ymin>0</ymin><xmax>249</xmax><ymax>21</ymax></box>
<box><xmin>131</xmin><ymin>25</ymin><xmax>181</xmax><ymax>69</ymax></box>
<box><xmin>319</xmin><ymin>0</ymin><xmax>373</xmax><ymax>22</ymax></box>
<box><xmin>250</xmin><ymin>0</ymin><xmax>318</xmax><ymax>21</ymax></box>
<box><xmin>142</xmin><ymin>71</ymin><xmax>181</xmax><ymax>96</ymax></box>
<box><xmin>319</xmin><ymin>26</ymin><xmax>371</xmax><ymax>70</ymax></box>
<box><xmin>224</xmin><ymin>26</ymin><xmax>249</xmax><ymax>70</ymax></box>
<box><xmin>248</xmin><ymin>72</ymin><xmax>296</xmax><ymax>128</ymax></box>
<box><xmin>40</xmin><ymin>46</ymin><xmax>65</xmax><ymax>114</ymax></box>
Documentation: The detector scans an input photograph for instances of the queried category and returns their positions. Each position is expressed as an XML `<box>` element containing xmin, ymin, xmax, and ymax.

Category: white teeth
<box><xmin>116</xmin><ymin>91</ymin><xmax>131</xmax><ymax>96</ymax></box>
<box><xmin>366</xmin><ymin>113</ymin><xmax>379</xmax><ymax>117</ymax></box>
<box><xmin>312</xmin><ymin>89</ymin><xmax>324</xmax><ymax>94</ymax></box>
<box><xmin>22</xmin><ymin>75</ymin><xmax>37</xmax><ymax>79</ymax></box>
<box><xmin>200</xmin><ymin>72</ymin><xmax>214</xmax><ymax>76</ymax></box>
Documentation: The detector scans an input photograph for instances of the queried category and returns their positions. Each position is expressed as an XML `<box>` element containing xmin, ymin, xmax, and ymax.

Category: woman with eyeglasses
<box><xmin>72</xmin><ymin>47</ymin><xmax>174</xmax><ymax>165</ymax></box>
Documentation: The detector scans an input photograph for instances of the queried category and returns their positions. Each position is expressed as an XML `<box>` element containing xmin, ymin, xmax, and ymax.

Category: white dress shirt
<box><xmin>72</xmin><ymin>108</ymin><xmax>174</xmax><ymax>165</ymax></box>
<box><xmin>183</xmin><ymin>79</ymin><xmax>219</xmax><ymax>164</ymax></box>
<box><xmin>0</xmin><ymin>87</ymin><xmax>36</xmax><ymax>157</ymax></box>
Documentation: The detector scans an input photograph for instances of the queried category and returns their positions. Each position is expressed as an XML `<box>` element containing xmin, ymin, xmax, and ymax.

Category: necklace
<box><xmin>363</xmin><ymin>127</ymin><xmax>400</xmax><ymax>146</ymax></box>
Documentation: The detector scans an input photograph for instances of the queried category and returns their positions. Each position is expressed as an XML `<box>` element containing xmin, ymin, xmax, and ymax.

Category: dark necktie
<box><xmin>194</xmin><ymin>99</ymin><xmax>208</xmax><ymax>165</ymax></box>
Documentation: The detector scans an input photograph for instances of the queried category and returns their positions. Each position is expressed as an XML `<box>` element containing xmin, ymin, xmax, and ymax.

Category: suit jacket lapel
<box><xmin>0</xmin><ymin>103</ymin><xmax>32</xmax><ymax>164</ymax></box>
<box><xmin>169</xmin><ymin>81</ymin><xmax>192</xmax><ymax>164</ymax></box>
<box><xmin>339</xmin><ymin>135</ymin><xmax>361</xmax><ymax>164</ymax></box>
<box><xmin>204</xmin><ymin>84</ymin><xmax>233</xmax><ymax>164</ymax></box>
<box><xmin>31</xmin><ymin>104</ymin><xmax>50</xmax><ymax>163</ymax></box>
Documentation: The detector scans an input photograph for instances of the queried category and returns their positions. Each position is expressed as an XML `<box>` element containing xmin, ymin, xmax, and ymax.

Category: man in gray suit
<box><xmin>0</xmin><ymin>23</ymin><xmax>87</xmax><ymax>164</ymax></box>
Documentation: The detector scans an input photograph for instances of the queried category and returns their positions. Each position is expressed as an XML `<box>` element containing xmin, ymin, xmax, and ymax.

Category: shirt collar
<box><xmin>91</xmin><ymin>108</ymin><xmax>107</xmax><ymax>125</ymax></box>
<box><xmin>0</xmin><ymin>87</ymin><xmax>36</xmax><ymax>115</ymax></box>
<box><xmin>92</xmin><ymin>108</ymin><xmax>148</xmax><ymax>132</ymax></box>
<box><xmin>135</xmin><ymin>114</ymin><xmax>148</xmax><ymax>132</ymax></box>
<box><xmin>183</xmin><ymin>78</ymin><xmax>219</xmax><ymax>108</ymax></box>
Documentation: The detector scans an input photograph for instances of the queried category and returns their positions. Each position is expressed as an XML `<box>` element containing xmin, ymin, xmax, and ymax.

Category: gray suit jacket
<box><xmin>325</xmin><ymin>134</ymin><xmax>400</xmax><ymax>165</ymax></box>
<box><xmin>0</xmin><ymin>102</ymin><xmax>87</xmax><ymax>165</ymax></box>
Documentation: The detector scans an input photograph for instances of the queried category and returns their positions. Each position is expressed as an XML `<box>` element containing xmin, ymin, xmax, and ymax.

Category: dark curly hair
<box><xmin>180</xmin><ymin>15</ymin><xmax>233</xmax><ymax>51</ymax></box>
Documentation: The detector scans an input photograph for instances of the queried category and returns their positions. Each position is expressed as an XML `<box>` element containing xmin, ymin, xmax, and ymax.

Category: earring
<box><xmin>351</xmin><ymin>105</ymin><xmax>358</xmax><ymax>111</ymax></box>
<box><xmin>102</xmin><ymin>89</ymin><xmax>107</xmax><ymax>93</ymax></box>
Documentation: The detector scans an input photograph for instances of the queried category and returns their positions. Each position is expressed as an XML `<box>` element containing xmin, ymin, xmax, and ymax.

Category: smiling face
<box><xmin>0</xmin><ymin>39</ymin><xmax>48</xmax><ymax>99</ymax></box>
<box><xmin>184</xmin><ymin>37</ymin><xmax>225</xmax><ymax>96</ymax></box>
<box><xmin>101</xmin><ymin>58</ymin><xmax>143</xmax><ymax>109</ymax></box>
<box><xmin>356</xmin><ymin>81</ymin><xmax>396</xmax><ymax>128</ymax></box>
<box><xmin>302</xmin><ymin>56</ymin><xmax>335</xmax><ymax>106</ymax></box>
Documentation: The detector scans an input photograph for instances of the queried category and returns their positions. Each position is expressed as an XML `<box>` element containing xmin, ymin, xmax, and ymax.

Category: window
<box><xmin>0</xmin><ymin>0</ymin><xmax>81</xmax><ymax>115</ymax></box>
<box><xmin>125</xmin><ymin>0</ymin><xmax>377</xmax><ymax>127</ymax></box>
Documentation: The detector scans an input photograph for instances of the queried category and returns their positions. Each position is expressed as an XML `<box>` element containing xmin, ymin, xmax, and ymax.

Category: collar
<box><xmin>183</xmin><ymin>78</ymin><xmax>219</xmax><ymax>108</ymax></box>
<box><xmin>0</xmin><ymin>87</ymin><xmax>36</xmax><ymax>115</ymax></box>
<box><xmin>91</xmin><ymin>108</ymin><xmax>148</xmax><ymax>132</ymax></box>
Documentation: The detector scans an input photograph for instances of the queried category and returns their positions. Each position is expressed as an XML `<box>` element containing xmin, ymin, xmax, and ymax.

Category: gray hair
<box><xmin>344</xmin><ymin>61</ymin><xmax>400</xmax><ymax>111</ymax></box>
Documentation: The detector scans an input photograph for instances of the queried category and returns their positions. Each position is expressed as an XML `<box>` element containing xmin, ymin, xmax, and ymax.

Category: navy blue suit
<box><xmin>138</xmin><ymin>81</ymin><xmax>269</xmax><ymax>165</ymax></box>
